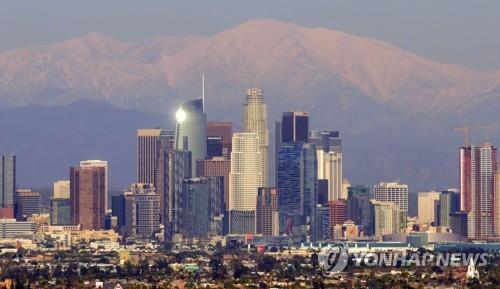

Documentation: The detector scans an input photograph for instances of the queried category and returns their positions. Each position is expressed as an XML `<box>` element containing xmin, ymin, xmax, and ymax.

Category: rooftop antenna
<box><xmin>202</xmin><ymin>74</ymin><xmax>205</xmax><ymax>112</ymax></box>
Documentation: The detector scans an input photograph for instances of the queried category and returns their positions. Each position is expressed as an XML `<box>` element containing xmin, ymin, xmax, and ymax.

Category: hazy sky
<box><xmin>1</xmin><ymin>0</ymin><xmax>499</xmax><ymax>71</ymax></box>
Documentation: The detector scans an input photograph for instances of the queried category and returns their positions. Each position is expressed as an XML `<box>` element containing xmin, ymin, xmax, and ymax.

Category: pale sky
<box><xmin>1</xmin><ymin>0</ymin><xmax>499</xmax><ymax>71</ymax></box>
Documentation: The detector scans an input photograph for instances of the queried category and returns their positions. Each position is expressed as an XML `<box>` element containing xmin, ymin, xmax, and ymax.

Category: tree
<box><xmin>231</xmin><ymin>259</ymin><xmax>248</xmax><ymax>279</ymax></box>
<box><xmin>209</xmin><ymin>252</ymin><xmax>226</xmax><ymax>279</ymax></box>
<box><xmin>256</xmin><ymin>255</ymin><xmax>276</xmax><ymax>273</ymax></box>
<box><xmin>311</xmin><ymin>253</ymin><xmax>319</xmax><ymax>269</ymax></box>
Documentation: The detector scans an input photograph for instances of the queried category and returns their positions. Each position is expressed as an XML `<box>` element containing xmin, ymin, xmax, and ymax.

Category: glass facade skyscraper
<box><xmin>181</xmin><ymin>176</ymin><xmax>224</xmax><ymax>238</ymax></box>
<box><xmin>277</xmin><ymin>142</ymin><xmax>317</xmax><ymax>238</ymax></box>
<box><xmin>175</xmin><ymin>98</ymin><xmax>207</xmax><ymax>177</ymax></box>
<box><xmin>0</xmin><ymin>155</ymin><xmax>16</xmax><ymax>216</ymax></box>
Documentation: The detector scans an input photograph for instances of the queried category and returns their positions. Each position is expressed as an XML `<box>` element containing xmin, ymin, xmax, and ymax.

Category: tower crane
<box><xmin>453</xmin><ymin>124</ymin><xmax>497</xmax><ymax>147</ymax></box>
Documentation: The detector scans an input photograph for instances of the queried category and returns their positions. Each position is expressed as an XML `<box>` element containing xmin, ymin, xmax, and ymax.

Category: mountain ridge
<box><xmin>0</xmin><ymin>18</ymin><xmax>498</xmax><ymax>116</ymax></box>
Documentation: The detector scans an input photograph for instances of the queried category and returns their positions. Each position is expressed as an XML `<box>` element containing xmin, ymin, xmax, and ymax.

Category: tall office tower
<box><xmin>243</xmin><ymin>88</ymin><xmax>269</xmax><ymax>187</ymax></box>
<box><xmin>277</xmin><ymin>143</ymin><xmax>318</xmax><ymax>236</ymax></box>
<box><xmin>450</xmin><ymin>212</ymin><xmax>468</xmax><ymax>238</ymax></box>
<box><xmin>169</xmin><ymin>150</ymin><xmax>192</xmax><ymax>235</ymax></box>
<box><xmin>196</xmin><ymin>157</ymin><xmax>231</xmax><ymax>210</ymax></box>
<box><xmin>371</xmin><ymin>200</ymin><xmax>401</xmax><ymax>239</ymax></box>
<box><xmin>373</xmin><ymin>182</ymin><xmax>408</xmax><ymax>228</ymax></box>
<box><xmin>122</xmin><ymin>183</ymin><xmax>160</xmax><ymax>239</ymax></box>
<box><xmin>437</xmin><ymin>190</ymin><xmax>460</xmax><ymax>227</ymax></box>
<box><xmin>281</xmin><ymin>112</ymin><xmax>309</xmax><ymax>143</ymax></box>
<box><xmin>181</xmin><ymin>177</ymin><xmax>224</xmax><ymax>238</ymax></box>
<box><xmin>80</xmin><ymin>160</ymin><xmax>108</xmax><ymax>210</ymax></box>
<box><xmin>459</xmin><ymin>143</ymin><xmax>497</xmax><ymax>239</ymax></box>
<box><xmin>317</xmin><ymin>180</ymin><xmax>329</xmax><ymax>205</ymax></box>
<box><xmin>207</xmin><ymin>136</ymin><xmax>224</xmax><ymax>159</ymax></box>
<box><xmin>137</xmin><ymin>128</ymin><xmax>175</xmax><ymax>224</ymax></box>
<box><xmin>207</xmin><ymin>122</ymin><xmax>233</xmax><ymax>159</ymax></box>
<box><xmin>111</xmin><ymin>195</ymin><xmax>126</xmax><ymax>228</ymax></box>
<box><xmin>50</xmin><ymin>198</ymin><xmax>71</xmax><ymax>225</ymax></box>
<box><xmin>310</xmin><ymin>131</ymin><xmax>343</xmax><ymax>200</ymax></box>
<box><xmin>256</xmin><ymin>187</ymin><xmax>279</xmax><ymax>236</ymax></box>
<box><xmin>274</xmin><ymin>112</ymin><xmax>309</xmax><ymax>193</ymax></box>
<box><xmin>417</xmin><ymin>191</ymin><xmax>441</xmax><ymax>226</ymax></box>
<box><xmin>309</xmin><ymin>131</ymin><xmax>342</xmax><ymax>153</ymax></box>
<box><xmin>229</xmin><ymin>133</ymin><xmax>262</xmax><ymax>234</ymax></box>
<box><xmin>328</xmin><ymin>200</ymin><xmax>347</xmax><ymax>227</ymax></box>
<box><xmin>14</xmin><ymin>189</ymin><xmax>41</xmax><ymax>220</ymax></box>
<box><xmin>53</xmin><ymin>180</ymin><xmax>70</xmax><ymax>199</ymax></box>
<box><xmin>495</xmin><ymin>170</ymin><xmax>500</xmax><ymax>237</ymax></box>
<box><xmin>175</xmin><ymin>98</ymin><xmax>207</xmax><ymax>176</ymax></box>
<box><xmin>346</xmin><ymin>185</ymin><xmax>374</xmax><ymax>236</ymax></box>
<box><xmin>274</xmin><ymin>121</ymin><xmax>282</xmax><ymax>187</ymax></box>
<box><xmin>0</xmin><ymin>155</ymin><xmax>16</xmax><ymax>218</ymax></box>
<box><xmin>70</xmin><ymin>165</ymin><xmax>106</xmax><ymax>230</ymax></box>
<box><xmin>312</xmin><ymin>205</ymin><xmax>331</xmax><ymax>242</ymax></box>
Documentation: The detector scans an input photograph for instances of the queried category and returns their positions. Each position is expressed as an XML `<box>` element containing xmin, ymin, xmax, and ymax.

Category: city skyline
<box><xmin>1</xmin><ymin>3</ymin><xmax>500</xmax><ymax>287</ymax></box>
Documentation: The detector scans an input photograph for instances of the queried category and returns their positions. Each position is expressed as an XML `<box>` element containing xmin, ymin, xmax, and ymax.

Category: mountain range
<box><xmin>1</xmin><ymin>19</ymin><xmax>499</xmax><ymax>191</ymax></box>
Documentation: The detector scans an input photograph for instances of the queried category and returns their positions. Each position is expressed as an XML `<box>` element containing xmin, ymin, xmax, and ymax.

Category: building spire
<box><xmin>202</xmin><ymin>74</ymin><xmax>205</xmax><ymax>112</ymax></box>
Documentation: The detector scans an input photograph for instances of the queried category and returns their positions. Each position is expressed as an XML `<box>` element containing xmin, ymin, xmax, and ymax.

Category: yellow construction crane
<box><xmin>453</xmin><ymin>124</ymin><xmax>497</xmax><ymax>147</ymax></box>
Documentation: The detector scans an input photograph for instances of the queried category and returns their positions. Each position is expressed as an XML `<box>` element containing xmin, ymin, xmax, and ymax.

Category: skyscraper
<box><xmin>80</xmin><ymin>160</ymin><xmax>108</xmax><ymax>210</ymax></box>
<box><xmin>437</xmin><ymin>190</ymin><xmax>460</xmax><ymax>227</ymax></box>
<box><xmin>346</xmin><ymin>185</ymin><xmax>374</xmax><ymax>236</ymax></box>
<box><xmin>312</xmin><ymin>205</ymin><xmax>331</xmax><ymax>242</ymax></box>
<box><xmin>53</xmin><ymin>180</ymin><xmax>70</xmax><ymax>199</ymax></box>
<box><xmin>243</xmin><ymin>88</ymin><xmax>269</xmax><ymax>187</ymax></box>
<box><xmin>281</xmin><ymin>112</ymin><xmax>309</xmax><ymax>143</ymax></box>
<box><xmin>0</xmin><ymin>155</ymin><xmax>16</xmax><ymax>218</ymax></box>
<box><xmin>371</xmin><ymin>200</ymin><xmax>401</xmax><ymax>239</ymax></box>
<box><xmin>169</xmin><ymin>150</ymin><xmax>192</xmax><ymax>235</ymax></box>
<box><xmin>70</xmin><ymin>165</ymin><xmax>106</xmax><ymax>230</ymax></box>
<box><xmin>207</xmin><ymin>122</ymin><xmax>233</xmax><ymax>159</ymax></box>
<box><xmin>277</xmin><ymin>143</ymin><xmax>302</xmax><ymax>216</ymax></box>
<box><xmin>111</xmin><ymin>195</ymin><xmax>126</xmax><ymax>228</ymax></box>
<box><xmin>417</xmin><ymin>191</ymin><xmax>441</xmax><ymax>226</ymax></box>
<box><xmin>373</xmin><ymin>182</ymin><xmax>408</xmax><ymax>228</ymax></box>
<box><xmin>274</xmin><ymin>121</ymin><xmax>282</xmax><ymax>187</ymax></box>
<box><xmin>14</xmin><ymin>189</ymin><xmax>41</xmax><ymax>220</ymax></box>
<box><xmin>256</xmin><ymin>187</ymin><xmax>279</xmax><ymax>236</ymax></box>
<box><xmin>328</xmin><ymin>200</ymin><xmax>347</xmax><ymax>227</ymax></box>
<box><xmin>122</xmin><ymin>183</ymin><xmax>160</xmax><ymax>239</ymax></box>
<box><xmin>137</xmin><ymin>128</ymin><xmax>175</xmax><ymax>224</ymax></box>
<box><xmin>277</xmin><ymin>142</ymin><xmax>318</xmax><ymax>237</ymax></box>
<box><xmin>175</xmin><ymin>98</ymin><xmax>207</xmax><ymax>176</ymax></box>
<box><xmin>310</xmin><ymin>131</ymin><xmax>343</xmax><ymax>200</ymax></box>
<box><xmin>181</xmin><ymin>177</ymin><xmax>224</xmax><ymax>238</ymax></box>
<box><xmin>229</xmin><ymin>133</ymin><xmax>262</xmax><ymax>234</ymax></box>
<box><xmin>460</xmin><ymin>143</ymin><xmax>497</xmax><ymax>239</ymax></box>
<box><xmin>50</xmin><ymin>198</ymin><xmax>71</xmax><ymax>225</ymax></box>
<box><xmin>196</xmin><ymin>157</ymin><xmax>231</xmax><ymax>210</ymax></box>
<box><xmin>495</xmin><ymin>171</ymin><xmax>500</xmax><ymax>237</ymax></box>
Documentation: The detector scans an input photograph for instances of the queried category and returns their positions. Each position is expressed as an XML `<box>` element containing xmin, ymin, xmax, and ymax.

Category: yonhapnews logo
<box><xmin>318</xmin><ymin>243</ymin><xmax>349</xmax><ymax>274</ymax></box>
<box><xmin>318</xmin><ymin>243</ymin><xmax>490</xmax><ymax>274</ymax></box>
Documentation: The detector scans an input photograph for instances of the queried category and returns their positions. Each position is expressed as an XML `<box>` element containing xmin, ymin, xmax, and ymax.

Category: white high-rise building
<box><xmin>317</xmin><ymin>151</ymin><xmax>343</xmax><ymax>200</ymax></box>
<box><xmin>229</xmin><ymin>133</ymin><xmax>263</xmax><ymax>234</ymax></box>
<box><xmin>243</xmin><ymin>88</ymin><xmax>269</xmax><ymax>187</ymax></box>
<box><xmin>373</xmin><ymin>182</ymin><xmax>408</xmax><ymax>228</ymax></box>
<box><xmin>80</xmin><ymin>160</ymin><xmax>108</xmax><ymax>210</ymax></box>
<box><xmin>53</xmin><ymin>180</ymin><xmax>70</xmax><ymax>199</ymax></box>
<box><xmin>417</xmin><ymin>191</ymin><xmax>441</xmax><ymax>226</ymax></box>
<box><xmin>311</xmin><ymin>131</ymin><xmax>343</xmax><ymax>201</ymax></box>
